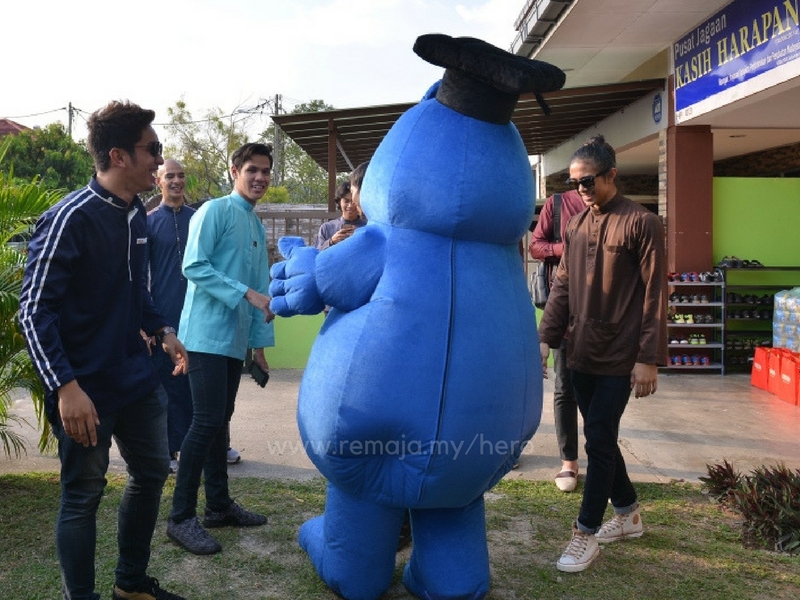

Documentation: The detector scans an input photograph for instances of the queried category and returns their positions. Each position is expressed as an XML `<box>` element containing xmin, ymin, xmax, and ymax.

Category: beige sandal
<box><xmin>554</xmin><ymin>469</ymin><xmax>578</xmax><ymax>492</ymax></box>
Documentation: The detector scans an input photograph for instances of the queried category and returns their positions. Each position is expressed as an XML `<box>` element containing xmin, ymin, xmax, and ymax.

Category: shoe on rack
<box><xmin>169</xmin><ymin>452</ymin><xmax>178</xmax><ymax>475</ymax></box>
<box><xmin>718</xmin><ymin>255</ymin><xmax>742</xmax><ymax>268</ymax></box>
<box><xmin>595</xmin><ymin>505</ymin><xmax>644</xmax><ymax>543</ymax></box>
<box><xmin>167</xmin><ymin>516</ymin><xmax>222</xmax><ymax>555</ymax></box>
<box><xmin>556</xmin><ymin>523</ymin><xmax>599</xmax><ymax>573</ymax></box>
<box><xmin>204</xmin><ymin>501</ymin><xmax>267</xmax><ymax>528</ymax></box>
<box><xmin>113</xmin><ymin>575</ymin><xmax>186</xmax><ymax>600</ymax></box>
<box><xmin>227</xmin><ymin>446</ymin><xmax>241</xmax><ymax>464</ymax></box>
<box><xmin>554</xmin><ymin>469</ymin><xmax>578</xmax><ymax>492</ymax></box>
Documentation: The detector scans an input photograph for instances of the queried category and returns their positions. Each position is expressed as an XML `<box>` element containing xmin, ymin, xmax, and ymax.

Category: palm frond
<box><xmin>0</xmin><ymin>153</ymin><xmax>61</xmax><ymax>457</ymax></box>
<box><xmin>0</xmin><ymin>414</ymin><xmax>29</xmax><ymax>459</ymax></box>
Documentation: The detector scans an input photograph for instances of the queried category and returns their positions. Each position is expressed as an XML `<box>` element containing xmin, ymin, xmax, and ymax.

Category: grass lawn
<box><xmin>0</xmin><ymin>473</ymin><xmax>798</xmax><ymax>599</ymax></box>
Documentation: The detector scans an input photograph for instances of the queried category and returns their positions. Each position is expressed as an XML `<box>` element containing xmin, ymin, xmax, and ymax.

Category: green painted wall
<box><xmin>263</xmin><ymin>314</ymin><xmax>325</xmax><ymax>368</ymax></box>
<box><xmin>713</xmin><ymin>177</ymin><xmax>800</xmax><ymax>266</ymax></box>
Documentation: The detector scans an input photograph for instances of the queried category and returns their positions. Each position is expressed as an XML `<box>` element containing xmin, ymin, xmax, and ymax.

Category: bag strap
<box><xmin>553</xmin><ymin>193</ymin><xmax>562</xmax><ymax>243</ymax></box>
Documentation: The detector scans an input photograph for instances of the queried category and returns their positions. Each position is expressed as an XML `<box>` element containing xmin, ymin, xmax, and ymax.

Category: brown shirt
<box><xmin>538</xmin><ymin>194</ymin><xmax>668</xmax><ymax>375</ymax></box>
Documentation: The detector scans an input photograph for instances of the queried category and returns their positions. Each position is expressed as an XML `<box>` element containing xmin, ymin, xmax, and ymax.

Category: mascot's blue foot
<box><xmin>298</xmin><ymin>483</ymin><xmax>406</xmax><ymax>600</ymax></box>
<box><xmin>402</xmin><ymin>497</ymin><xmax>490</xmax><ymax>600</ymax></box>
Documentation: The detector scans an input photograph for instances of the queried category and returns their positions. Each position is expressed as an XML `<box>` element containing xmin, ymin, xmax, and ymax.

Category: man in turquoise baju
<box><xmin>166</xmin><ymin>143</ymin><xmax>276</xmax><ymax>555</ymax></box>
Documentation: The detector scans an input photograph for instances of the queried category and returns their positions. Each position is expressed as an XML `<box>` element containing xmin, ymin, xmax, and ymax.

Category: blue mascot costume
<box><xmin>269</xmin><ymin>34</ymin><xmax>565</xmax><ymax>600</ymax></box>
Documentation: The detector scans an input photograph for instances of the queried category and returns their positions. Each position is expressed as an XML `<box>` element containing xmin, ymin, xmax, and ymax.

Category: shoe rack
<box><xmin>666</xmin><ymin>276</ymin><xmax>726</xmax><ymax>373</ymax></box>
<box><xmin>722</xmin><ymin>266</ymin><xmax>800</xmax><ymax>372</ymax></box>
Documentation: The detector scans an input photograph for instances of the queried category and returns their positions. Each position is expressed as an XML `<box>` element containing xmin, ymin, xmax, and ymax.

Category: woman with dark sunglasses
<box><xmin>538</xmin><ymin>134</ymin><xmax>668</xmax><ymax>573</ymax></box>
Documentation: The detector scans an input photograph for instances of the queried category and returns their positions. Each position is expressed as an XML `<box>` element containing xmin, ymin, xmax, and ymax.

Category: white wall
<box><xmin>540</xmin><ymin>89</ymin><xmax>667</xmax><ymax>177</ymax></box>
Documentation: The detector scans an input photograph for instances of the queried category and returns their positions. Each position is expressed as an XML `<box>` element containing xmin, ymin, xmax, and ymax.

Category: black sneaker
<box><xmin>204</xmin><ymin>501</ymin><xmax>267</xmax><ymax>528</ymax></box>
<box><xmin>112</xmin><ymin>576</ymin><xmax>185</xmax><ymax>600</ymax></box>
<box><xmin>167</xmin><ymin>516</ymin><xmax>222</xmax><ymax>555</ymax></box>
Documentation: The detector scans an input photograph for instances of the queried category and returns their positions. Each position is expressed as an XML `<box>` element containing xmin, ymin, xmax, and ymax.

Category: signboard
<box><xmin>673</xmin><ymin>0</ymin><xmax>800</xmax><ymax>123</ymax></box>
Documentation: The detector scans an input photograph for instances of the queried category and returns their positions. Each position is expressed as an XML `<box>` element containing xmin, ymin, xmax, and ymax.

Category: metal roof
<box><xmin>271</xmin><ymin>79</ymin><xmax>664</xmax><ymax>175</ymax></box>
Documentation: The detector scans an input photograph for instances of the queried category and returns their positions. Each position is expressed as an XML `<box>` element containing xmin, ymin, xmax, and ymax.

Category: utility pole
<box><xmin>272</xmin><ymin>94</ymin><xmax>284</xmax><ymax>186</ymax></box>
<box><xmin>67</xmin><ymin>102</ymin><xmax>73</xmax><ymax>139</ymax></box>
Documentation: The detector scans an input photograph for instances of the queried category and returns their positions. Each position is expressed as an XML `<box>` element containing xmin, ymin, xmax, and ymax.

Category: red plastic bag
<box><xmin>750</xmin><ymin>346</ymin><xmax>769</xmax><ymax>391</ymax></box>
<box><xmin>778</xmin><ymin>350</ymin><xmax>799</xmax><ymax>406</ymax></box>
<box><xmin>768</xmin><ymin>349</ymin><xmax>783</xmax><ymax>396</ymax></box>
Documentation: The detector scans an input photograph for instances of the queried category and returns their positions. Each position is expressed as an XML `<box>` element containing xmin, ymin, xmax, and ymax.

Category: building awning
<box><xmin>271</xmin><ymin>79</ymin><xmax>664</xmax><ymax>178</ymax></box>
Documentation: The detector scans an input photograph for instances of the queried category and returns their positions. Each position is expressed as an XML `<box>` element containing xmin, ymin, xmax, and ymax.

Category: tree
<box><xmin>268</xmin><ymin>100</ymin><xmax>334</xmax><ymax>205</ymax></box>
<box><xmin>0</xmin><ymin>138</ymin><xmax>62</xmax><ymax>458</ymax></box>
<box><xmin>160</xmin><ymin>97</ymin><xmax>339</xmax><ymax>206</ymax></box>
<box><xmin>162</xmin><ymin>100</ymin><xmax>262</xmax><ymax>202</ymax></box>
<box><xmin>264</xmin><ymin>186</ymin><xmax>290</xmax><ymax>204</ymax></box>
<box><xmin>1</xmin><ymin>123</ymin><xmax>93</xmax><ymax>192</ymax></box>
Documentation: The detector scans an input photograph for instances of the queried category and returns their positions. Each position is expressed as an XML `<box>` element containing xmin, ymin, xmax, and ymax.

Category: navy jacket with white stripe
<box><xmin>19</xmin><ymin>178</ymin><xmax>168</xmax><ymax>422</ymax></box>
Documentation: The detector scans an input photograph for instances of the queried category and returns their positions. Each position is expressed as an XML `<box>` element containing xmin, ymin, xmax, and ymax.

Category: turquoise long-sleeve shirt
<box><xmin>179</xmin><ymin>192</ymin><xmax>274</xmax><ymax>360</ymax></box>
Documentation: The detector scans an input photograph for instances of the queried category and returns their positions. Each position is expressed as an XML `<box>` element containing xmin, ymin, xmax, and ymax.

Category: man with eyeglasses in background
<box><xmin>20</xmin><ymin>101</ymin><xmax>188</xmax><ymax>600</ymax></box>
<box><xmin>315</xmin><ymin>179</ymin><xmax>368</xmax><ymax>249</ymax></box>
<box><xmin>538</xmin><ymin>134</ymin><xmax>667</xmax><ymax>573</ymax></box>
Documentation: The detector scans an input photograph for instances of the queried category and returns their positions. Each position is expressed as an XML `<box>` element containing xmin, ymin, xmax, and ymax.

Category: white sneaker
<box><xmin>227</xmin><ymin>447</ymin><xmax>241</xmax><ymax>465</ymax></box>
<box><xmin>557</xmin><ymin>523</ymin><xmax>599</xmax><ymax>573</ymax></box>
<box><xmin>169</xmin><ymin>453</ymin><xmax>179</xmax><ymax>474</ymax></box>
<box><xmin>596</xmin><ymin>506</ymin><xmax>643</xmax><ymax>543</ymax></box>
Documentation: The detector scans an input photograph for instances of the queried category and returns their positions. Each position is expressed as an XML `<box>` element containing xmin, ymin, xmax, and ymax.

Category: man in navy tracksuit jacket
<box><xmin>19</xmin><ymin>101</ymin><xmax>188</xmax><ymax>600</ymax></box>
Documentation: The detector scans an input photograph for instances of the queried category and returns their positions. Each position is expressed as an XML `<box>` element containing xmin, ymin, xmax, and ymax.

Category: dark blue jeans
<box><xmin>553</xmin><ymin>340</ymin><xmax>578</xmax><ymax>462</ymax></box>
<box><xmin>170</xmin><ymin>352</ymin><xmax>242</xmax><ymax>521</ymax></box>
<box><xmin>152</xmin><ymin>345</ymin><xmax>193</xmax><ymax>455</ymax></box>
<box><xmin>571</xmin><ymin>371</ymin><xmax>637</xmax><ymax>533</ymax></box>
<box><xmin>54</xmin><ymin>391</ymin><xmax>169</xmax><ymax>600</ymax></box>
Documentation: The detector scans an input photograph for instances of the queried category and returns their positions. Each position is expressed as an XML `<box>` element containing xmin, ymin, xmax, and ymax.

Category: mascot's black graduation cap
<box><xmin>413</xmin><ymin>33</ymin><xmax>566</xmax><ymax>124</ymax></box>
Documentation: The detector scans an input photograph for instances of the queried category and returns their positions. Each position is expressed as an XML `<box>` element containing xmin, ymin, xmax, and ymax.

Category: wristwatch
<box><xmin>156</xmin><ymin>326</ymin><xmax>177</xmax><ymax>342</ymax></box>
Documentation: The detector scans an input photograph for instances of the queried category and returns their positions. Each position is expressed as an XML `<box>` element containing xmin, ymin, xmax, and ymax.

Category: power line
<box><xmin>3</xmin><ymin>100</ymin><xmax>282</xmax><ymax>128</ymax></box>
<box><xmin>152</xmin><ymin>99</ymin><xmax>276</xmax><ymax>127</ymax></box>
<box><xmin>1</xmin><ymin>107</ymin><xmax>67</xmax><ymax>120</ymax></box>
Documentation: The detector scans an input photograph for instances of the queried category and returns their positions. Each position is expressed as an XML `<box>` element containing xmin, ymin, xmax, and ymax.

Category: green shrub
<box><xmin>702</xmin><ymin>461</ymin><xmax>800</xmax><ymax>554</ymax></box>
<box><xmin>699</xmin><ymin>459</ymin><xmax>741</xmax><ymax>505</ymax></box>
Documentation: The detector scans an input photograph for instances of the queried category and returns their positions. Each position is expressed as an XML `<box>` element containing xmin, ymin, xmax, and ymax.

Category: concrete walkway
<box><xmin>3</xmin><ymin>370</ymin><xmax>800</xmax><ymax>485</ymax></box>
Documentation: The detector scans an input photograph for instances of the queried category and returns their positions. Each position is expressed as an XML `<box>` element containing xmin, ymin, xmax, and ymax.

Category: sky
<box><xmin>2</xmin><ymin>0</ymin><xmax>522</xmax><ymax>144</ymax></box>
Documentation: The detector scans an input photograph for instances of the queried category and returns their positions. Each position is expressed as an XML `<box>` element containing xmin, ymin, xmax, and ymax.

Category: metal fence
<box><xmin>257</xmin><ymin>205</ymin><xmax>337</xmax><ymax>265</ymax></box>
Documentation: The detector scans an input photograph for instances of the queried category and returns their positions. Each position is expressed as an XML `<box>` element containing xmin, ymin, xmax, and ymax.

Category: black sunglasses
<box><xmin>565</xmin><ymin>168</ymin><xmax>609</xmax><ymax>191</ymax></box>
<box><xmin>134</xmin><ymin>141</ymin><xmax>163</xmax><ymax>158</ymax></box>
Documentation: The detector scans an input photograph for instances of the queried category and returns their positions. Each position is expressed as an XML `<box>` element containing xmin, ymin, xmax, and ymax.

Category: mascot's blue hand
<box><xmin>268</xmin><ymin>236</ymin><xmax>326</xmax><ymax>316</ymax></box>
<box><xmin>277</xmin><ymin>236</ymin><xmax>308</xmax><ymax>259</ymax></box>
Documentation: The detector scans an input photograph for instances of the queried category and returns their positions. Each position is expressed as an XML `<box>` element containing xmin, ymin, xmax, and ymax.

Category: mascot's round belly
<box><xmin>268</xmin><ymin>33</ymin><xmax>565</xmax><ymax>600</ymax></box>
<box><xmin>298</xmin><ymin>228</ymin><xmax>542</xmax><ymax>508</ymax></box>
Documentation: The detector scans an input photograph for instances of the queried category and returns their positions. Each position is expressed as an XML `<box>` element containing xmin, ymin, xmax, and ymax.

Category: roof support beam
<box><xmin>327</xmin><ymin>118</ymin><xmax>338</xmax><ymax>211</ymax></box>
